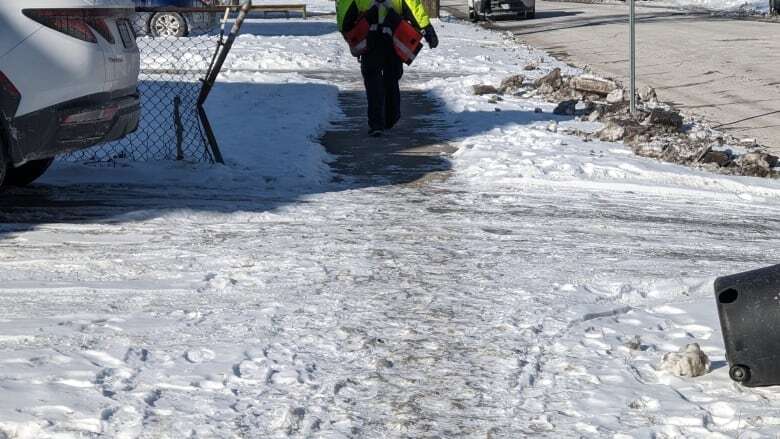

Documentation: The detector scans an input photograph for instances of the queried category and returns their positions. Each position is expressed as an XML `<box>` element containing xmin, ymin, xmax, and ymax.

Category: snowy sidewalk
<box><xmin>2</xmin><ymin>13</ymin><xmax>780</xmax><ymax>439</ymax></box>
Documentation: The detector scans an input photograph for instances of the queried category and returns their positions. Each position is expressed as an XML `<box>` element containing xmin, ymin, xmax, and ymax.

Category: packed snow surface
<box><xmin>3</xmin><ymin>11</ymin><xmax>780</xmax><ymax>439</ymax></box>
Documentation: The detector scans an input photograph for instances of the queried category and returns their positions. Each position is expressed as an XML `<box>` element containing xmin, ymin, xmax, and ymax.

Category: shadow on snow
<box><xmin>236</xmin><ymin>20</ymin><xmax>337</xmax><ymax>37</ymax></box>
<box><xmin>0</xmin><ymin>81</ymin><xmax>546</xmax><ymax>238</ymax></box>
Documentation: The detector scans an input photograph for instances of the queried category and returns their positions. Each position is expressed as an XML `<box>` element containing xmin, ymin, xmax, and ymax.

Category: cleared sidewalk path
<box><xmin>321</xmin><ymin>86</ymin><xmax>456</xmax><ymax>185</ymax></box>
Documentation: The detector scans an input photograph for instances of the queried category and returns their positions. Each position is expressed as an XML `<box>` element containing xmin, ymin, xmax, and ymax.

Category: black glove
<box><xmin>423</xmin><ymin>25</ymin><xmax>438</xmax><ymax>49</ymax></box>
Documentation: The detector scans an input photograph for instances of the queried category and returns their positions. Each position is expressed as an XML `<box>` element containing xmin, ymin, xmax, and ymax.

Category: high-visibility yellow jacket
<box><xmin>337</xmin><ymin>0</ymin><xmax>431</xmax><ymax>33</ymax></box>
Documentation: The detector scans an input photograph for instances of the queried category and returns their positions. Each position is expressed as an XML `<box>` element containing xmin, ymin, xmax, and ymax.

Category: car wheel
<box><xmin>526</xmin><ymin>8</ymin><xmax>535</xmax><ymax>18</ymax></box>
<box><xmin>150</xmin><ymin>12</ymin><xmax>188</xmax><ymax>37</ymax></box>
<box><xmin>4</xmin><ymin>158</ymin><xmax>54</xmax><ymax>187</ymax></box>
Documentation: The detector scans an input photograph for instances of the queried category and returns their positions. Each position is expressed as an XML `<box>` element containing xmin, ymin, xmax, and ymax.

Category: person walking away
<box><xmin>337</xmin><ymin>0</ymin><xmax>439</xmax><ymax>137</ymax></box>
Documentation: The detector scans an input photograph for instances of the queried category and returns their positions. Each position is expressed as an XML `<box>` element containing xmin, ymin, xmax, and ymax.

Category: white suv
<box><xmin>0</xmin><ymin>0</ymin><xmax>141</xmax><ymax>187</ymax></box>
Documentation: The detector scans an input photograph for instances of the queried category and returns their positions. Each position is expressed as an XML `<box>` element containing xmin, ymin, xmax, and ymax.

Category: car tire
<box><xmin>526</xmin><ymin>8</ymin><xmax>535</xmax><ymax>18</ymax></box>
<box><xmin>150</xmin><ymin>12</ymin><xmax>188</xmax><ymax>37</ymax></box>
<box><xmin>4</xmin><ymin>158</ymin><xmax>54</xmax><ymax>187</ymax></box>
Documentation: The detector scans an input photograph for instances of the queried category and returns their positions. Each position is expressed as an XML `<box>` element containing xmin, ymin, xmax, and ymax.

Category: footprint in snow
<box><xmin>144</xmin><ymin>389</ymin><xmax>162</xmax><ymax>407</ymax></box>
<box><xmin>234</xmin><ymin>359</ymin><xmax>272</xmax><ymax>381</ymax></box>
<box><xmin>269</xmin><ymin>368</ymin><xmax>303</xmax><ymax>386</ymax></box>
<box><xmin>95</xmin><ymin>367</ymin><xmax>136</xmax><ymax>397</ymax></box>
<box><xmin>185</xmin><ymin>348</ymin><xmax>216</xmax><ymax>363</ymax></box>
<box><xmin>201</xmin><ymin>273</ymin><xmax>238</xmax><ymax>291</ymax></box>
<box><xmin>123</xmin><ymin>347</ymin><xmax>150</xmax><ymax>366</ymax></box>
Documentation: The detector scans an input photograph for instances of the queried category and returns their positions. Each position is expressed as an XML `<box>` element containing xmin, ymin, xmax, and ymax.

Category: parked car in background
<box><xmin>0</xmin><ymin>0</ymin><xmax>141</xmax><ymax>187</ymax></box>
<box><xmin>134</xmin><ymin>0</ymin><xmax>225</xmax><ymax>37</ymax></box>
<box><xmin>469</xmin><ymin>0</ymin><xmax>535</xmax><ymax>21</ymax></box>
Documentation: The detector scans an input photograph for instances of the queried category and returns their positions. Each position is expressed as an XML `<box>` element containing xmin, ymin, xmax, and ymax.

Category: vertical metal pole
<box><xmin>197</xmin><ymin>0</ymin><xmax>252</xmax><ymax>164</ymax></box>
<box><xmin>174</xmin><ymin>96</ymin><xmax>184</xmax><ymax>160</ymax></box>
<box><xmin>629</xmin><ymin>0</ymin><xmax>637</xmax><ymax>115</ymax></box>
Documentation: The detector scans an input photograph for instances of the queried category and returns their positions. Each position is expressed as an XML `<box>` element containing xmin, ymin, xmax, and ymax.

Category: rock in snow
<box><xmin>659</xmin><ymin>343</ymin><xmax>710</xmax><ymax>378</ymax></box>
<box><xmin>644</xmin><ymin>108</ymin><xmax>684</xmax><ymax>132</ymax></box>
<box><xmin>534</xmin><ymin>68</ymin><xmax>563</xmax><ymax>91</ymax></box>
<box><xmin>597</xmin><ymin>120</ymin><xmax>627</xmax><ymax>142</ymax></box>
<box><xmin>606</xmin><ymin>88</ymin><xmax>627</xmax><ymax>104</ymax></box>
<box><xmin>700</xmin><ymin>149</ymin><xmax>732</xmax><ymax>167</ymax></box>
<box><xmin>569</xmin><ymin>76</ymin><xmax>617</xmax><ymax>96</ymax></box>
<box><xmin>734</xmin><ymin>152</ymin><xmax>779</xmax><ymax>177</ymax></box>
<box><xmin>553</xmin><ymin>99</ymin><xmax>578</xmax><ymax>116</ymax></box>
<box><xmin>498</xmin><ymin>74</ymin><xmax>525</xmax><ymax>94</ymax></box>
<box><xmin>639</xmin><ymin>85</ymin><xmax>658</xmax><ymax>103</ymax></box>
<box><xmin>472</xmin><ymin>84</ymin><xmax>499</xmax><ymax>96</ymax></box>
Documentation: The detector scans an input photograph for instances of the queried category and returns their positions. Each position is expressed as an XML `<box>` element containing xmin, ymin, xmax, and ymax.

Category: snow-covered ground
<box><xmin>3</xmin><ymin>11</ymin><xmax>780</xmax><ymax>439</ymax></box>
<box><xmin>663</xmin><ymin>0</ymin><xmax>768</xmax><ymax>13</ymax></box>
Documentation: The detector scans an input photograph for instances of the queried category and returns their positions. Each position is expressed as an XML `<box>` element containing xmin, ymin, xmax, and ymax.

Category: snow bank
<box><xmin>420</xmin><ymin>18</ymin><xmax>780</xmax><ymax>202</ymax></box>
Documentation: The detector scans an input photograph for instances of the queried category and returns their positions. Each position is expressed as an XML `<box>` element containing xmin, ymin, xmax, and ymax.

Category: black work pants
<box><xmin>360</xmin><ymin>37</ymin><xmax>403</xmax><ymax>131</ymax></box>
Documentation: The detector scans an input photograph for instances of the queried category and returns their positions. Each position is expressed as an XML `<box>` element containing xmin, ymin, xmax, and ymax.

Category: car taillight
<box><xmin>0</xmin><ymin>71</ymin><xmax>21</xmax><ymax>118</ymax></box>
<box><xmin>0</xmin><ymin>72</ymin><xmax>20</xmax><ymax>100</ymax></box>
<box><xmin>87</xmin><ymin>18</ymin><xmax>115</xmax><ymax>44</ymax></box>
<box><xmin>23</xmin><ymin>9</ymin><xmax>97</xmax><ymax>43</ymax></box>
<box><xmin>22</xmin><ymin>9</ymin><xmax>130</xmax><ymax>44</ymax></box>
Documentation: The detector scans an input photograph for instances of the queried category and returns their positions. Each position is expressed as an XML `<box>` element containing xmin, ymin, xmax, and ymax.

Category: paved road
<box><xmin>442</xmin><ymin>0</ymin><xmax>780</xmax><ymax>151</ymax></box>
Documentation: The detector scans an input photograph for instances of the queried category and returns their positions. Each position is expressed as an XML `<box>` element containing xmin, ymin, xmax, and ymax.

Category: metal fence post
<box><xmin>197</xmin><ymin>0</ymin><xmax>253</xmax><ymax>164</ymax></box>
<box><xmin>629</xmin><ymin>0</ymin><xmax>637</xmax><ymax>115</ymax></box>
<box><xmin>173</xmin><ymin>96</ymin><xmax>184</xmax><ymax>160</ymax></box>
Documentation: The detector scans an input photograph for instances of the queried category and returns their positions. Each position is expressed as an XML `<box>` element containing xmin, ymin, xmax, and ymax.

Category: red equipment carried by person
<box><xmin>392</xmin><ymin>19</ymin><xmax>423</xmax><ymax>65</ymax></box>
<box><xmin>341</xmin><ymin>5</ymin><xmax>423</xmax><ymax>64</ymax></box>
<box><xmin>344</xmin><ymin>16</ymin><xmax>370</xmax><ymax>57</ymax></box>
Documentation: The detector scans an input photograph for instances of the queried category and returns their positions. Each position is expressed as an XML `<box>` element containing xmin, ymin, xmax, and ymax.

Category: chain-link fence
<box><xmin>64</xmin><ymin>6</ymin><xmax>246</xmax><ymax>164</ymax></box>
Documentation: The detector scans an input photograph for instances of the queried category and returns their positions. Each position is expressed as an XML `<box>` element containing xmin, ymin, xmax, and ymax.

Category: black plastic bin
<box><xmin>715</xmin><ymin>264</ymin><xmax>780</xmax><ymax>387</ymax></box>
